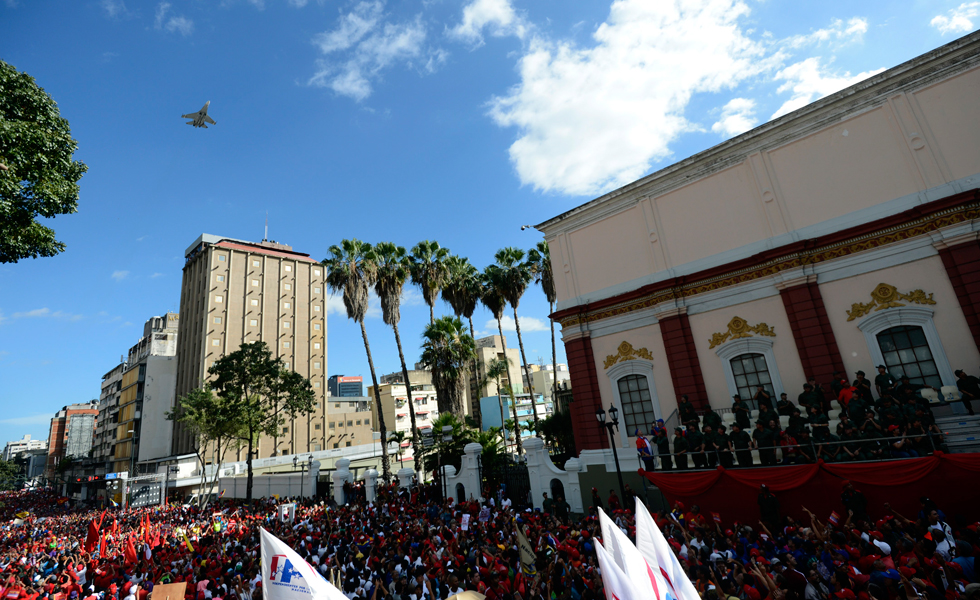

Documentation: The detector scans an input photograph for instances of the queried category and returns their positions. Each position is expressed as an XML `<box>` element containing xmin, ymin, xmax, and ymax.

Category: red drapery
<box><xmin>639</xmin><ymin>452</ymin><xmax>980</xmax><ymax>526</ymax></box>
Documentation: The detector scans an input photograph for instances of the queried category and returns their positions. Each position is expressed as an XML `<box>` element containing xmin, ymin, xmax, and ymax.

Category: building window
<box><xmin>214</xmin><ymin>295</ymin><xmax>223</xmax><ymax>303</ymax></box>
<box><xmin>283</xmin><ymin>341</ymin><xmax>290</xmax><ymax>349</ymax></box>
<box><xmin>212</xmin><ymin>339</ymin><xmax>220</xmax><ymax>346</ymax></box>
<box><xmin>329</xmin><ymin>422</ymin><xmax>335</xmax><ymax>428</ymax></box>
<box><xmin>314</xmin><ymin>342</ymin><xmax>321</xmax><ymax>350</ymax></box>
<box><xmin>335</xmin><ymin>403</ymin><xmax>340</xmax><ymax>408</ymax></box>
<box><xmin>314</xmin><ymin>269</ymin><xmax>321</xmax><ymax>277</ymax></box>
<box><xmin>315</xmin><ymin>424</ymin><xmax>321</xmax><ymax>430</ymax></box>
<box><xmin>314</xmin><ymin>305</ymin><xmax>321</xmax><ymax>312</ymax></box>
<box><xmin>876</xmin><ymin>325</ymin><xmax>942</xmax><ymax>389</ymax></box>
<box><xmin>347</xmin><ymin>421</ymin><xmax>353</xmax><ymax>427</ymax></box>
<box><xmin>218</xmin><ymin>255</ymin><xmax>226</xmax><ymax>262</ymax></box>
<box><xmin>213</xmin><ymin>317</ymin><xmax>222</xmax><ymax>324</ymax></box>
<box><xmin>283</xmin><ymin>321</ymin><xmax>290</xmax><ymax>328</ymax></box>
<box><xmin>284</xmin><ymin>362</ymin><xmax>290</xmax><ymax>369</ymax></box>
<box><xmin>314</xmin><ymin>362</ymin><xmax>321</xmax><ymax>369</ymax></box>
<box><xmin>731</xmin><ymin>353</ymin><xmax>775</xmax><ymax>403</ymax></box>
<box><xmin>314</xmin><ymin>287</ymin><xmax>321</xmax><ymax>294</ymax></box>
<box><xmin>314</xmin><ymin>382</ymin><xmax>321</xmax><ymax>388</ymax></box>
<box><xmin>346</xmin><ymin>442</ymin><xmax>351</xmax><ymax>447</ymax></box>
<box><xmin>333</xmin><ymin>443</ymin><xmax>339</xmax><ymax>449</ymax></box>
<box><xmin>252</xmin><ymin>279</ymin><xmax>260</xmax><ymax>287</ymax></box>
<box><xmin>284</xmin><ymin>302</ymin><xmax>291</xmax><ymax>309</ymax></box>
<box><xmin>251</xmin><ymin>299</ymin><xmax>259</xmax><ymax>306</ymax></box>
<box><xmin>365</xmin><ymin>418</ymin><xmax>370</xmax><ymax>426</ymax></box>
<box><xmin>253</xmin><ymin>260</ymin><xmax>260</xmax><ymax>267</ymax></box>
<box><xmin>284</xmin><ymin>283</ymin><xmax>292</xmax><ymax>291</ymax></box>
<box><xmin>356</xmin><ymin>420</ymin><xmax>361</xmax><ymax>426</ymax></box>
<box><xmin>314</xmin><ymin>323</ymin><xmax>321</xmax><ymax>331</ymax></box>
<box><xmin>285</xmin><ymin>265</ymin><xmax>292</xmax><ymax>272</ymax></box>
<box><xmin>282</xmin><ymin>427</ymin><xmax>288</xmax><ymax>433</ymax></box>
<box><xmin>616</xmin><ymin>375</ymin><xmax>655</xmax><ymax>433</ymax></box>
<box><xmin>313</xmin><ymin>444</ymin><xmax>321</xmax><ymax>451</ymax></box>
<box><xmin>250</xmin><ymin>319</ymin><xmax>258</xmax><ymax>326</ymax></box>
<box><xmin>217</xmin><ymin>275</ymin><xmax>224</xmax><ymax>282</ymax></box>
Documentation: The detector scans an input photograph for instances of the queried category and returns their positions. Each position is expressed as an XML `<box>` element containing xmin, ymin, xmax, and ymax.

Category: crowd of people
<box><xmin>634</xmin><ymin>365</ymin><xmax>980</xmax><ymax>471</ymax></box>
<box><xmin>0</xmin><ymin>467</ymin><xmax>978</xmax><ymax>600</ymax></box>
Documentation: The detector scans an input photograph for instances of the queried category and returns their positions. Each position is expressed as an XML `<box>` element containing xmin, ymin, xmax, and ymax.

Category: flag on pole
<box><xmin>598</xmin><ymin>509</ymin><xmax>670</xmax><ymax>600</ymax></box>
<box><xmin>179</xmin><ymin>529</ymin><xmax>194</xmax><ymax>552</ymax></box>
<box><xmin>634</xmin><ymin>498</ymin><xmax>701</xmax><ymax>600</ymax></box>
<box><xmin>828</xmin><ymin>511</ymin><xmax>840</xmax><ymax>526</ymax></box>
<box><xmin>595</xmin><ymin>539</ymin><xmax>643</xmax><ymax>600</ymax></box>
<box><xmin>260</xmin><ymin>528</ymin><xmax>348</xmax><ymax>600</ymax></box>
<box><xmin>514</xmin><ymin>522</ymin><xmax>537</xmax><ymax>577</ymax></box>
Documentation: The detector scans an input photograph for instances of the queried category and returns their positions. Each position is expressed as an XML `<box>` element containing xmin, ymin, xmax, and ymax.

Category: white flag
<box><xmin>634</xmin><ymin>499</ymin><xmax>701</xmax><ymax>600</ymax></box>
<box><xmin>260</xmin><ymin>528</ymin><xmax>348</xmax><ymax>600</ymax></box>
<box><xmin>595</xmin><ymin>539</ymin><xmax>643</xmax><ymax>600</ymax></box>
<box><xmin>598</xmin><ymin>509</ymin><xmax>671</xmax><ymax>600</ymax></box>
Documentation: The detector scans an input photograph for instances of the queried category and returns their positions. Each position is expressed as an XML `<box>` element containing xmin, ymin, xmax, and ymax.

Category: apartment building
<box><xmin>521</xmin><ymin>363</ymin><xmax>571</xmax><ymax>401</ymax></box>
<box><xmin>45</xmin><ymin>402</ymin><xmax>98</xmax><ymax>479</ymax></box>
<box><xmin>463</xmin><ymin>335</ymin><xmax>522</xmax><ymax>418</ymax></box>
<box><xmin>94</xmin><ymin>363</ymin><xmax>125</xmax><ymax>469</ymax></box>
<box><xmin>2</xmin><ymin>435</ymin><xmax>47</xmax><ymax>462</ymax></box>
<box><xmin>368</xmin><ymin>381</ymin><xmax>439</xmax><ymax>463</ymax></box>
<box><xmin>173</xmin><ymin>234</ymin><xmax>328</xmax><ymax>459</ymax></box>
<box><xmin>323</xmin><ymin>396</ymin><xmax>375</xmax><ymax>449</ymax></box>
<box><xmin>327</xmin><ymin>375</ymin><xmax>363</xmax><ymax>397</ymax></box>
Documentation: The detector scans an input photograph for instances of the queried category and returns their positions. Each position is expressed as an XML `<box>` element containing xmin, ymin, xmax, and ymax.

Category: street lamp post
<box><xmin>595</xmin><ymin>403</ymin><xmax>626</xmax><ymax>505</ymax></box>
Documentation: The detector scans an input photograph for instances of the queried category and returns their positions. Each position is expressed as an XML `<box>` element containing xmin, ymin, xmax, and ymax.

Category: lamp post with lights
<box><xmin>595</xmin><ymin>403</ymin><xmax>626</xmax><ymax>505</ymax></box>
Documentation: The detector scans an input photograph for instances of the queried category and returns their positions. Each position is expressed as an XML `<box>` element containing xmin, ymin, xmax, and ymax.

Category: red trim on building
<box><xmin>659</xmin><ymin>314</ymin><xmax>709</xmax><ymax>410</ymax></box>
<box><xmin>563</xmin><ymin>336</ymin><xmax>609</xmax><ymax>451</ymax></box>
<box><xmin>779</xmin><ymin>282</ymin><xmax>847</xmax><ymax>400</ymax></box>
<box><xmin>552</xmin><ymin>189</ymin><xmax>980</xmax><ymax>324</ymax></box>
<box><xmin>212</xmin><ymin>240</ymin><xmax>319</xmax><ymax>263</ymax></box>
<box><xmin>938</xmin><ymin>239</ymin><xmax>980</xmax><ymax>352</ymax></box>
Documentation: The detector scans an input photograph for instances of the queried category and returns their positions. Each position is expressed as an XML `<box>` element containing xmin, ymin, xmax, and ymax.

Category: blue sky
<box><xmin>0</xmin><ymin>0</ymin><xmax>976</xmax><ymax>446</ymax></box>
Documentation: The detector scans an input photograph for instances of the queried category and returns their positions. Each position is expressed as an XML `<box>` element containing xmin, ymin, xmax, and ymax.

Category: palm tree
<box><xmin>494</xmin><ymin>247</ymin><xmax>539</xmax><ymax>431</ymax></box>
<box><xmin>442</xmin><ymin>255</ymin><xmax>483</xmax><ymax>420</ymax></box>
<box><xmin>478</xmin><ymin>357</ymin><xmax>511</xmax><ymax>452</ymax></box>
<box><xmin>419</xmin><ymin>316</ymin><xmax>477</xmax><ymax>417</ymax></box>
<box><xmin>322</xmin><ymin>239</ymin><xmax>391</xmax><ymax>483</ymax></box>
<box><xmin>389</xmin><ymin>431</ymin><xmax>407</xmax><ymax>467</ymax></box>
<box><xmin>409</xmin><ymin>240</ymin><xmax>450</xmax><ymax>324</ymax></box>
<box><xmin>373</xmin><ymin>241</ymin><xmax>423</xmax><ymax>473</ymax></box>
<box><xmin>481</xmin><ymin>264</ymin><xmax>524</xmax><ymax>455</ymax></box>
<box><xmin>528</xmin><ymin>241</ymin><xmax>558</xmax><ymax>396</ymax></box>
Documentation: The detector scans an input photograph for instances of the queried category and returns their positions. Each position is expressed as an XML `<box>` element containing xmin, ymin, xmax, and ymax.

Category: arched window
<box><xmin>730</xmin><ymin>353</ymin><xmax>775</xmax><ymax>405</ymax></box>
<box><xmin>876</xmin><ymin>325</ymin><xmax>942</xmax><ymax>389</ymax></box>
<box><xmin>550</xmin><ymin>478</ymin><xmax>565</xmax><ymax>501</ymax></box>
<box><xmin>617</xmin><ymin>374</ymin><xmax>656</xmax><ymax>433</ymax></box>
<box><xmin>455</xmin><ymin>483</ymin><xmax>466</xmax><ymax>504</ymax></box>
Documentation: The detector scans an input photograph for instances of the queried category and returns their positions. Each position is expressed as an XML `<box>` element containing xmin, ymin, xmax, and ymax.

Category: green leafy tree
<box><xmin>409</xmin><ymin>240</ymin><xmax>450</xmax><ymax>324</ymax></box>
<box><xmin>388</xmin><ymin>431</ymin><xmax>408</xmax><ymax>468</ymax></box>
<box><xmin>442</xmin><ymin>255</ymin><xmax>484</xmax><ymax>420</ymax></box>
<box><xmin>419</xmin><ymin>316</ymin><xmax>477</xmax><ymax>417</ymax></box>
<box><xmin>419</xmin><ymin>412</ymin><xmax>474</xmax><ymax>476</ymax></box>
<box><xmin>528</xmin><ymin>241</ymin><xmax>559</xmax><ymax>395</ymax></box>
<box><xmin>323</xmin><ymin>239</ymin><xmax>391</xmax><ymax>483</ymax></box>
<box><xmin>167</xmin><ymin>386</ymin><xmax>242</xmax><ymax>508</ymax></box>
<box><xmin>494</xmin><ymin>247</ymin><xmax>539</xmax><ymax>431</ymax></box>
<box><xmin>481</xmin><ymin>265</ymin><xmax>523</xmax><ymax>454</ymax></box>
<box><xmin>539</xmin><ymin>410</ymin><xmax>576</xmax><ymax>457</ymax></box>
<box><xmin>208</xmin><ymin>341</ymin><xmax>315</xmax><ymax>502</ymax></box>
<box><xmin>0</xmin><ymin>460</ymin><xmax>22</xmax><ymax>491</ymax></box>
<box><xmin>0</xmin><ymin>60</ymin><xmax>87</xmax><ymax>263</ymax></box>
<box><xmin>373</xmin><ymin>241</ymin><xmax>422</xmax><ymax>472</ymax></box>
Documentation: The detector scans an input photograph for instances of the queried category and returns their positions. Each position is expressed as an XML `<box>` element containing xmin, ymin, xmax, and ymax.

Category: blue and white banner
<box><xmin>260</xmin><ymin>528</ymin><xmax>347</xmax><ymax>600</ymax></box>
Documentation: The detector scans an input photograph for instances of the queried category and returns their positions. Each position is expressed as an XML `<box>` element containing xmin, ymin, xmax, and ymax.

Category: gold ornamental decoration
<box><xmin>603</xmin><ymin>341</ymin><xmax>654</xmax><ymax>369</ymax></box>
<box><xmin>708</xmin><ymin>316</ymin><xmax>776</xmax><ymax>349</ymax></box>
<box><xmin>845</xmin><ymin>283</ymin><xmax>936</xmax><ymax>321</ymax></box>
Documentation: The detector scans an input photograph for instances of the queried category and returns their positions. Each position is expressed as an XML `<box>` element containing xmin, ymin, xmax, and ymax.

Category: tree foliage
<box><xmin>207</xmin><ymin>341</ymin><xmax>315</xmax><ymax>502</ymax></box>
<box><xmin>418</xmin><ymin>316</ymin><xmax>476</xmax><ymax>417</ymax></box>
<box><xmin>409</xmin><ymin>240</ymin><xmax>450</xmax><ymax>323</ymax></box>
<box><xmin>0</xmin><ymin>460</ymin><xmax>22</xmax><ymax>490</ymax></box>
<box><xmin>0</xmin><ymin>60</ymin><xmax>87</xmax><ymax>263</ymax></box>
<box><xmin>481</xmin><ymin>265</ymin><xmax>524</xmax><ymax>455</ymax></box>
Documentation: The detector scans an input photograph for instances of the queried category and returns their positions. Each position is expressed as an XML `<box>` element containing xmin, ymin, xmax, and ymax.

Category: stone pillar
<box><xmin>562</xmin><ymin>332</ymin><xmax>608</xmax><ymax>451</ymax></box>
<box><xmin>659</xmin><ymin>310</ymin><xmax>710</xmax><ymax>409</ymax></box>
<box><xmin>307</xmin><ymin>461</ymin><xmax>321</xmax><ymax>499</ymax></box>
<box><xmin>461</xmin><ymin>443</ymin><xmax>483</xmax><ymax>501</ymax></box>
<box><xmin>523</xmin><ymin>437</ymin><xmax>548</xmax><ymax>510</ymax></box>
<box><xmin>778</xmin><ymin>279</ymin><xmax>846</xmax><ymax>399</ymax></box>
<box><xmin>397</xmin><ymin>467</ymin><xmax>415</xmax><ymax>489</ymax></box>
<box><xmin>562</xmin><ymin>457</ymin><xmax>584</xmax><ymax>514</ymax></box>
<box><xmin>363</xmin><ymin>469</ymin><xmax>378</xmax><ymax>503</ymax></box>
<box><xmin>332</xmin><ymin>458</ymin><xmax>350</xmax><ymax>506</ymax></box>
<box><xmin>937</xmin><ymin>235</ymin><xmax>980</xmax><ymax>351</ymax></box>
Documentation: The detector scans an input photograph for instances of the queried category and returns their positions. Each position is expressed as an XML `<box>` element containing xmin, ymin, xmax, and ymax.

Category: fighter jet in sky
<box><xmin>182</xmin><ymin>101</ymin><xmax>216</xmax><ymax>128</ymax></box>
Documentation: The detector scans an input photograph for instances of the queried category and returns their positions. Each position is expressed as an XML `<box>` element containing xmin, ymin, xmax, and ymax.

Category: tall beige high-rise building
<box><xmin>173</xmin><ymin>234</ymin><xmax>328</xmax><ymax>459</ymax></box>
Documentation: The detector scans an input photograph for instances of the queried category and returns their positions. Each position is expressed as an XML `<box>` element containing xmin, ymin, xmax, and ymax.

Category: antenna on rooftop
<box><xmin>264</xmin><ymin>212</ymin><xmax>268</xmax><ymax>242</ymax></box>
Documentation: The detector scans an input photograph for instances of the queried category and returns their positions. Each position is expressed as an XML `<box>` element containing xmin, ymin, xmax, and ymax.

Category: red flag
<box><xmin>112</xmin><ymin>518</ymin><xmax>119</xmax><ymax>537</ymax></box>
<box><xmin>85</xmin><ymin>520</ymin><xmax>99</xmax><ymax>553</ymax></box>
<box><xmin>151</xmin><ymin>528</ymin><xmax>161</xmax><ymax>549</ymax></box>
<box><xmin>124</xmin><ymin>536</ymin><xmax>138</xmax><ymax>565</ymax></box>
<box><xmin>98</xmin><ymin>533</ymin><xmax>106</xmax><ymax>559</ymax></box>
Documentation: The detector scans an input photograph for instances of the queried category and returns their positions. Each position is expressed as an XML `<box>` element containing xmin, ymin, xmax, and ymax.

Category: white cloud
<box><xmin>402</xmin><ymin>288</ymin><xmax>424</xmax><ymax>307</ymax></box>
<box><xmin>711</xmin><ymin>97</ymin><xmax>757</xmax><ymax>137</ymax></box>
<box><xmin>486</xmin><ymin>314</ymin><xmax>550</xmax><ymax>333</ymax></box>
<box><xmin>309</xmin><ymin>2</ymin><xmax>440</xmax><ymax>101</ymax></box>
<box><xmin>450</xmin><ymin>0</ymin><xmax>528</xmax><ymax>46</ymax></box>
<box><xmin>326</xmin><ymin>291</ymin><xmax>382</xmax><ymax>319</ymax></box>
<box><xmin>784</xmin><ymin>17</ymin><xmax>868</xmax><ymax>48</ymax></box>
<box><xmin>487</xmin><ymin>0</ymin><xmax>775</xmax><ymax>196</ymax></box>
<box><xmin>151</xmin><ymin>272</ymin><xmax>165</xmax><ymax>278</ymax></box>
<box><xmin>111</xmin><ymin>270</ymin><xmax>130</xmax><ymax>281</ymax></box>
<box><xmin>155</xmin><ymin>2</ymin><xmax>194</xmax><ymax>36</ymax></box>
<box><xmin>101</xmin><ymin>0</ymin><xmax>127</xmax><ymax>18</ymax></box>
<box><xmin>13</xmin><ymin>308</ymin><xmax>50</xmax><ymax>318</ymax></box>
<box><xmin>0</xmin><ymin>414</ymin><xmax>55</xmax><ymax>426</ymax></box>
<box><xmin>770</xmin><ymin>57</ymin><xmax>885</xmax><ymax>119</ymax></box>
<box><xmin>931</xmin><ymin>2</ymin><xmax>980</xmax><ymax>35</ymax></box>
